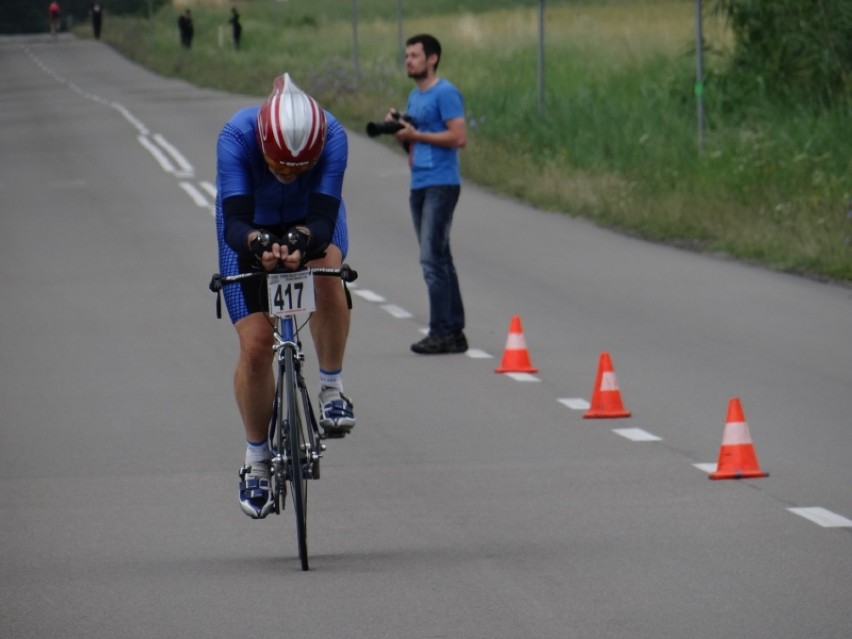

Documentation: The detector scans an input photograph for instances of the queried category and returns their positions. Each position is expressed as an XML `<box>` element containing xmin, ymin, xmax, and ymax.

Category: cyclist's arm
<box><xmin>219</xmin><ymin>122</ymin><xmax>263</xmax><ymax>257</ymax></box>
<box><xmin>222</xmin><ymin>194</ymin><xmax>258</xmax><ymax>257</ymax></box>
<box><xmin>301</xmin><ymin>117</ymin><xmax>348</xmax><ymax>251</ymax></box>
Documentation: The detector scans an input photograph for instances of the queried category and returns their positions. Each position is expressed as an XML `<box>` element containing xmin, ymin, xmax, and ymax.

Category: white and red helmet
<box><xmin>256</xmin><ymin>73</ymin><xmax>327</xmax><ymax>176</ymax></box>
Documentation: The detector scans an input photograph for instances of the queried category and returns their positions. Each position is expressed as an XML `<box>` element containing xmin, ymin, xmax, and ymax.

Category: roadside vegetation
<box><xmin>77</xmin><ymin>0</ymin><xmax>851</xmax><ymax>282</ymax></box>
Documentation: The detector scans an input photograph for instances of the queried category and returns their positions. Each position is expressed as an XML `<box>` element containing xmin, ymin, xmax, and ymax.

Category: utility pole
<box><xmin>351</xmin><ymin>0</ymin><xmax>361</xmax><ymax>83</ymax></box>
<box><xmin>537</xmin><ymin>0</ymin><xmax>545</xmax><ymax>114</ymax></box>
<box><xmin>397</xmin><ymin>0</ymin><xmax>404</xmax><ymax>67</ymax></box>
<box><xmin>695</xmin><ymin>0</ymin><xmax>705</xmax><ymax>153</ymax></box>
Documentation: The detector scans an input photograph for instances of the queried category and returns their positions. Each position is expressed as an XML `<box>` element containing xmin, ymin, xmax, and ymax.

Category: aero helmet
<box><xmin>256</xmin><ymin>73</ymin><xmax>327</xmax><ymax>176</ymax></box>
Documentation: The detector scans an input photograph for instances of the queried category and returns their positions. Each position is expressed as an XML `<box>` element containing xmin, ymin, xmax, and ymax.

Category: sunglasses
<box><xmin>264</xmin><ymin>155</ymin><xmax>315</xmax><ymax>179</ymax></box>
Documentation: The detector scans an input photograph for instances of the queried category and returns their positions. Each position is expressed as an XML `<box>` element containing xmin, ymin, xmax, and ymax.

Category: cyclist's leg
<box><xmin>234</xmin><ymin>313</ymin><xmax>277</xmax><ymax>519</ymax></box>
<box><xmin>308</xmin><ymin>244</ymin><xmax>349</xmax><ymax>375</ymax></box>
<box><xmin>309</xmin><ymin>244</ymin><xmax>355</xmax><ymax>434</ymax></box>
<box><xmin>307</xmin><ymin>208</ymin><xmax>354</xmax><ymax>433</ymax></box>
<box><xmin>234</xmin><ymin>313</ymin><xmax>275</xmax><ymax>444</ymax></box>
<box><xmin>217</xmin><ymin>199</ymin><xmax>276</xmax><ymax>443</ymax></box>
<box><xmin>234</xmin><ymin>324</ymin><xmax>274</xmax><ymax>521</ymax></box>
<box><xmin>217</xmin><ymin>204</ymin><xmax>278</xmax><ymax>517</ymax></box>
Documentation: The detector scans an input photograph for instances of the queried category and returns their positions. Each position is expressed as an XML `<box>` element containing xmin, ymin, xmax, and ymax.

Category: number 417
<box><xmin>273</xmin><ymin>282</ymin><xmax>303</xmax><ymax>311</ymax></box>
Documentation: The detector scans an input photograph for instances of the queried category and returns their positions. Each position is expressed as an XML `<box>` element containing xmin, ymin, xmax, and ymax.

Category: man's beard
<box><xmin>407</xmin><ymin>68</ymin><xmax>428</xmax><ymax>80</ymax></box>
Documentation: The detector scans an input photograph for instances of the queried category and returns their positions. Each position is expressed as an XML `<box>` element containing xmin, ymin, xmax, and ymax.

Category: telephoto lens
<box><xmin>365</xmin><ymin>120</ymin><xmax>404</xmax><ymax>137</ymax></box>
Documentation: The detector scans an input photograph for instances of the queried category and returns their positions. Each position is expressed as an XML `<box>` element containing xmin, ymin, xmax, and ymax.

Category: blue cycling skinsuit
<box><xmin>214</xmin><ymin>106</ymin><xmax>349</xmax><ymax>324</ymax></box>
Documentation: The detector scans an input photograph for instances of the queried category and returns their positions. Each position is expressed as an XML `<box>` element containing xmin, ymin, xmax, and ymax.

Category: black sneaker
<box><xmin>411</xmin><ymin>334</ymin><xmax>448</xmax><ymax>354</ymax></box>
<box><xmin>448</xmin><ymin>331</ymin><xmax>468</xmax><ymax>353</ymax></box>
<box><xmin>410</xmin><ymin>332</ymin><xmax>468</xmax><ymax>354</ymax></box>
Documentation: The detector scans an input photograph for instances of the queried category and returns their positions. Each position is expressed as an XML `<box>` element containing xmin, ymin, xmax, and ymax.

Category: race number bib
<box><xmin>266</xmin><ymin>271</ymin><xmax>315</xmax><ymax>316</ymax></box>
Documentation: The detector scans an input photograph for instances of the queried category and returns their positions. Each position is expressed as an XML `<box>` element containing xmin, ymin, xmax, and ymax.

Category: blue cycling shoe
<box><xmin>319</xmin><ymin>388</ymin><xmax>355</xmax><ymax>438</ymax></box>
<box><xmin>239</xmin><ymin>460</ymin><xmax>273</xmax><ymax>519</ymax></box>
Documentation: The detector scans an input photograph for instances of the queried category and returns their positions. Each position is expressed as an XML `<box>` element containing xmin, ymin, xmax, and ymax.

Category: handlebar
<box><xmin>209</xmin><ymin>264</ymin><xmax>359</xmax><ymax>319</ymax></box>
<box><xmin>210</xmin><ymin>264</ymin><xmax>358</xmax><ymax>292</ymax></box>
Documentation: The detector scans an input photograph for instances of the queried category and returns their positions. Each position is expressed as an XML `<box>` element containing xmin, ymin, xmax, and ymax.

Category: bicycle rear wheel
<box><xmin>284</xmin><ymin>346</ymin><xmax>309</xmax><ymax>571</ymax></box>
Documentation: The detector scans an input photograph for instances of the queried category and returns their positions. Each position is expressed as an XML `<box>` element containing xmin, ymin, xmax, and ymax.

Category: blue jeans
<box><xmin>409</xmin><ymin>185</ymin><xmax>465</xmax><ymax>336</ymax></box>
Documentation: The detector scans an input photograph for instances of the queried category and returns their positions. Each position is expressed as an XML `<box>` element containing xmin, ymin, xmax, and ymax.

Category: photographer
<box><xmin>387</xmin><ymin>34</ymin><xmax>468</xmax><ymax>355</ymax></box>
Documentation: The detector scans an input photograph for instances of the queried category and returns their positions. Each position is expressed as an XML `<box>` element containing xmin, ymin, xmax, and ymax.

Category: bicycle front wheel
<box><xmin>284</xmin><ymin>346</ymin><xmax>309</xmax><ymax>571</ymax></box>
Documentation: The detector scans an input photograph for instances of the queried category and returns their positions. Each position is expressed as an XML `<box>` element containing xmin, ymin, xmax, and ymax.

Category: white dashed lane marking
<box><xmin>353</xmin><ymin>289</ymin><xmax>386</xmax><ymax>303</ymax></box>
<box><xmin>613</xmin><ymin>428</ymin><xmax>662</xmax><ymax>442</ymax></box>
<box><xmin>504</xmin><ymin>372</ymin><xmax>540</xmax><ymax>382</ymax></box>
<box><xmin>693</xmin><ymin>463</ymin><xmax>718</xmax><ymax>474</ymax></box>
<box><xmin>788</xmin><ymin>507</ymin><xmax>852</xmax><ymax>528</ymax></box>
<box><xmin>381</xmin><ymin>304</ymin><xmax>413</xmax><ymax>319</ymax></box>
<box><xmin>558</xmin><ymin>398</ymin><xmax>591</xmax><ymax>410</ymax></box>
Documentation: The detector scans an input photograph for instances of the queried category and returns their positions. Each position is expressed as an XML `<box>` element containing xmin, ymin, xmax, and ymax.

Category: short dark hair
<box><xmin>406</xmin><ymin>34</ymin><xmax>442</xmax><ymax>70</ymax></box>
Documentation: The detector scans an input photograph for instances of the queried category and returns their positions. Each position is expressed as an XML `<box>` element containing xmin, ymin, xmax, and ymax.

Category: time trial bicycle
<box><xmin>209</xmin><ymin>255</ymin><xmax>357</xmax><ymax>571</ymax></box>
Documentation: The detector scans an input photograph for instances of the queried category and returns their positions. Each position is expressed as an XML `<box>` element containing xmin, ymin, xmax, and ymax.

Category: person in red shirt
<box><xmin>48</xmin><ymin>2</ymin><xmax>61</xmax><ymax>37</ymax></box>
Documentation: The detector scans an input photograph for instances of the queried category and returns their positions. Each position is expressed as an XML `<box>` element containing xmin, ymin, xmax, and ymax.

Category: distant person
<box><xmin>228</xmin><ymin>7</ymin><xmax>242</xmax><ymax>49</ymax></box>
<box><xmin>386</xmin><ymin>34</ymin><xmax>468</xmax><ymax>354</ymax></box>
<box><xmin>178</xmin><ymin>9</ymin><xmax>194</xmax><ymax>49</ymax></box>
<box><xmin>89</xmin><ymin>3</ymin><xmax>103</xmax><ymax>40</ymax></box>
<box><xmin>48</xmin><ymin>1</ymin><xmax>60</xmax><ymax>37</ymax></box>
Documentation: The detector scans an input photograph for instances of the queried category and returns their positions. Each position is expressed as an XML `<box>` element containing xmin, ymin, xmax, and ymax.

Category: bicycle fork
<box><xmin>269</xmin><ymin>341</ymin><xmax>324</xmax><ymax>515</ymax></box>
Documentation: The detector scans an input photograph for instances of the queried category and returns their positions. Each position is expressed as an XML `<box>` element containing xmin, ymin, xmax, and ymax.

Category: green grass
<box><xmin>84</xmin><ymin>0</ymin><xmax>851</xmax><ymax>281</ymax></box>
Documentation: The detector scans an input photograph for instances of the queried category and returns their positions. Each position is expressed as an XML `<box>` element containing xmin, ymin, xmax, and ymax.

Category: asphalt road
<box><xmin>2</xmin><ymin>35</ymin><xmax>851</xmax><ymax>639</ymax></box>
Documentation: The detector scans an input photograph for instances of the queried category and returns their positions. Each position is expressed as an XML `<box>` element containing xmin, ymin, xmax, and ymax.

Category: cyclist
<box><xmin>48</xmin><ymin>2</ymin><xmax>61</xmax><ymax>37</ymax></box>
<box><xmin>215</xmin><ymin>73</ymin><xmax>355</xmax><ymax>519</ymax></box>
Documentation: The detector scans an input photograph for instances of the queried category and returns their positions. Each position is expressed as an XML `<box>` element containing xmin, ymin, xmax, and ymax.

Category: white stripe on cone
<box><xmin>720</xmin><ymin>421</ymin><xmax>753</xmax><ymax>445</ymax></box>
<box><xmin>504</xmin><ymin>333</ymin><xmax>528</xmax><ymax>350</ymax></box>
<box><xmin>600</xmin><ymin>371</ymin><xmax>620</xmax><ymax>391</ymax></box>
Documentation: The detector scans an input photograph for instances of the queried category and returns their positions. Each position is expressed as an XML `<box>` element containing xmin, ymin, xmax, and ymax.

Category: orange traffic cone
<box><xmin>495</xmin><ymin>315</ymin><xmax>538</xmax><ymax>373</ymax></box>
<box><xmin>709</xmin><ymin>397</ymin><xmax>767</xmax><ymax>479</ymax></box>
<box><xmin>583</xmin><ymin>352</ymin><xmax>631</xmax><ymax>418</ymax></box>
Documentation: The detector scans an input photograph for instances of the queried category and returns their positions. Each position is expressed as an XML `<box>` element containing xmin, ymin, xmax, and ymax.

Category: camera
<box><xmin>366</xmin><ymin>111</ymin><xmax>417</xmax><ymax>137</ymax></box>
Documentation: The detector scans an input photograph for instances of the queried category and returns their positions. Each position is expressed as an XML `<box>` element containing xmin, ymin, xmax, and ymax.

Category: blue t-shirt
<box><xmin>406</xmin><ymin>78</ymin><xmax>464</xmax><ymax>189</ymax></box>
<box><xmin>216</xmin><ymin>106</ymin><xmax>347</xmax><ymax>252</ymax></box>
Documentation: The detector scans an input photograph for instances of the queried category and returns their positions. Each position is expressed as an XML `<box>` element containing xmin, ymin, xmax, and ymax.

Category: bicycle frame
<box><xmin>269</xmin><ymin>312</ymin><xmax>324</xmax><ymax>482</ymax></box>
